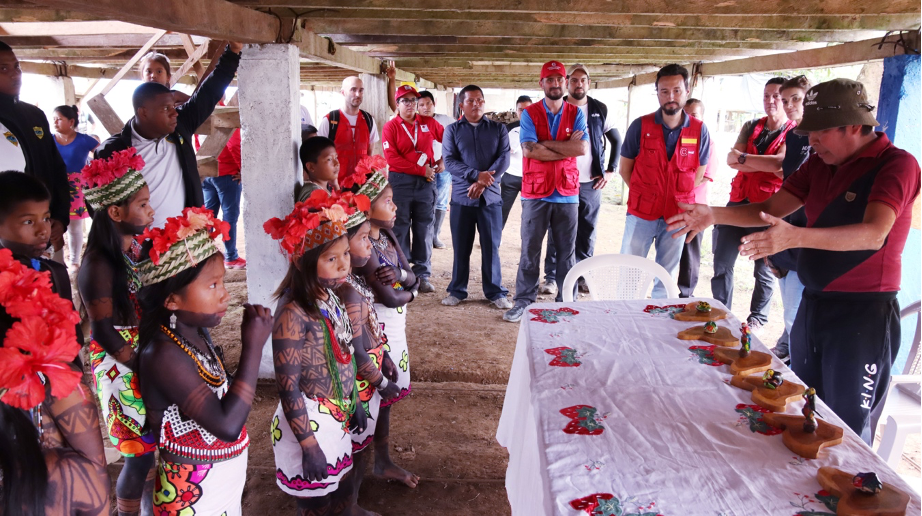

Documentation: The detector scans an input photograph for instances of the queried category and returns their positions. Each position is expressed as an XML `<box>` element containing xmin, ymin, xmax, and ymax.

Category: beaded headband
<box><xmin>136</xmin><ymin>207</ymin><xmax>231</xmax><ymax>286</ymax></box>
<box><xmin>81</xmin><ymin>147</ymin><xmax>149</xmax><ymax>210</ymax></box>
<box><xmin>264</xmin><ymin>190</ymin><xmax>369</xmax><ymax>260</ymax></box>
<box><xmin>342</xmin><ymin>155</ymin><xmax>389</xmax><ymax>202</ymax></box>
<box><xmin>0</xmin><ymin>248</ymin><xmax>82</xmax><ymax>410</ymax></box>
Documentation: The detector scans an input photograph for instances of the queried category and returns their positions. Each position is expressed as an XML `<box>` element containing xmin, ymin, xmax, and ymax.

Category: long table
<box><xmin>496</xmin><ymin>298</ymin><xmax>921</xmax><ymax>515</ymax></box>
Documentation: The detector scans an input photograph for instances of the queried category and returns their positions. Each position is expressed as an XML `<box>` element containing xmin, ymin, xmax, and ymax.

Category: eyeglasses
<box><xmin>399</xmin><ymin>98</ymin><xmax>418</xmax><ymax>105</ymax></box>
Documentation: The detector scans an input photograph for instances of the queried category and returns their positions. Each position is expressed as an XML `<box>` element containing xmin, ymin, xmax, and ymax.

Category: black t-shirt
<box><xmin>735</xmin><ymin>119</ymin><xmax>784</xmax><ymax>155</ymax></box>
<box><xmin>782</xmin><ymin>131</ymin><xmax>811</xmax><ymax>179</ymax></box>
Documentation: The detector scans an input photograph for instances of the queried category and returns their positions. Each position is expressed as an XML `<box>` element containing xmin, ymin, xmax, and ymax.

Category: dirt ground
<box><xmin>99</xmin><ymin>191</ymin><xmax>920</xmax><ymax>515</ymax></box>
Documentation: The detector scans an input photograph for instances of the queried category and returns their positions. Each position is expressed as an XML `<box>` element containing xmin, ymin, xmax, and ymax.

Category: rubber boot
<box><xmin>432</xmin><ymin>209</ymin><xmax>447</xmax><ymax>249</ymax></box>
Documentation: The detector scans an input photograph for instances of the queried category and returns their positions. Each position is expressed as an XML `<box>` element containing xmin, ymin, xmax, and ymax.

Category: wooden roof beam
<box><xmin>0</xmin><ymin>34</ymin><xmax>207</xmax><ymax>48</ymax></box>
<box><xmin>369</xmin><ymin>48</ymin><xmax>782</xmax><ymax>59</ymax></box>
<box><xmin>0</xmin><ymin>7</ymin><xmax>102</xmax><ymax>22</ymax></box>
<box><xmin>305</xmin><ymin>19</ymin><xmax>886</xmax><ymax>43</ymax></box>
<box><xmin>234</xmin><ymin>0</ymin><xmax>920</xmax><ymax>16</ymax></box>
<box><xmin>18</xmin><ymin>60</ymin><xmax>197</xmax><ymax>84</ymax></box>
<box><xmin>295</xmin><ymin>8</ymin><xmax>920</xmax><ymax>32</ymax></box>
<box><xmin>0</xmin><ymin>20</ymin><xmax>159</xmax><ymax>36</ymax></box>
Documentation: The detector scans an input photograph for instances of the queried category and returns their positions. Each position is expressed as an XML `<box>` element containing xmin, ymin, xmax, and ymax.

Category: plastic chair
<box><xmin>561</xmin><ymin>253</ymin><xmax>680</xmax><ymax>302</ymax></box>
<box><xmin>874</xmin><ymin>300</ymin><xmax>921</xmax><ymax>468</ymax></box>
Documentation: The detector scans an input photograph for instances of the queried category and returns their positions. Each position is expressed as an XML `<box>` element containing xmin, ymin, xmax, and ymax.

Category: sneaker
<box><xmin>418</xmin><ymin>278</ymin><xmax>435</xmax><ymax>293</ymax></box>
<box><xmin>746</xmin><ymin>317</ymin><xmax>765</xmax><ymax>337</ymax></box>
<box><xmin>503</xmin><ymin>304</ymin><xmax>526</xmax><ymax>322</ymax></box>
<box><xmin>538</xmin><ymin>280</ymin><xmax>558</xmax><ymax>295</ymax></box>
<box><xmin>433</xmin><ymin>236</ymin><xmax>446</xmax><ymax>249</ymax></box>
<box><xmin>441</xmin><ymin>295</ymin><xmax>462</xmax><ymax>306</ymax></box>
<box><xmin>225</xmin><ymin>257</ymin><xmax>247</xmax><ymax>270</ymax></box>
<box><xmin>492</xmin><ymin>297</ymin><xmax>514</xmax><ymax>310</ymax></box>
<box><xmin>772</xmin><ymin>340</ymin><xmax>790</xmax><ymax>363</ymax></box>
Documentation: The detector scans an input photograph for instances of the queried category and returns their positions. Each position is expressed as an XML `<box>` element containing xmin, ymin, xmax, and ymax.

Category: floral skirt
<box><xmin>68</xmin><ymin>171</ymin><xmax>89</xmax><ymax>220</ymax></box>
<box><xmin>272</xmin><ymin>396</ymin><xmax>354</xmax><ymax>497</ymax></box>
<box><xmin>351</xmin><ymin>343</ymin><xmax>384</xmax><ymax>453</ymax></box>
<box><xmin>89</xmin><ymin>329</ymin><xmax>156</xmax><ymax>457</ymax></box>
<box><xmin>154</xmin><ymin>449</ymin><xmax>248</xmax><ymax>515</ymax></box>
<box><xmin>374</xmin><ymin>303</ymin><xmax>411</xmax><ymax>407</ymax></box>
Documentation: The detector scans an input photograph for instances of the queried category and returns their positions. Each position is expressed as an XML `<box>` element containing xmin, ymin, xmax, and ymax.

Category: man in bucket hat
<box><xmin>666</xmin><ymin>78</ymin><xmax>921</xmax><ymax>444</ymax></box>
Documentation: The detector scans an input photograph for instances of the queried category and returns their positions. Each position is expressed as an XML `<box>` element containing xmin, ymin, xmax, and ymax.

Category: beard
<box><xmin>662</xmin><ymin>105</ymin><xmax>681</xmax><ymax>115</ymax></box>
<box><xmin>570</xmin><ymin>90</ymin><xmax>586</xmax><ymax>101</ymax></box>
<box><xmin>546</xmin><ymin>89</ymin><xmax>564</xmax><ymax>101</ymax></box>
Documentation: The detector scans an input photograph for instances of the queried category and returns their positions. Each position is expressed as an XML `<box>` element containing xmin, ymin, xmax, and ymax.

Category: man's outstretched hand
<box><xmin>665</xmin><ymin>202</ymin><xmax>715</xmax><ymax>242</ymax></box>
<box><xmin>739</xmin><ymin>211</ymin><xmax>796</xmax><ymax>261</ymax></box>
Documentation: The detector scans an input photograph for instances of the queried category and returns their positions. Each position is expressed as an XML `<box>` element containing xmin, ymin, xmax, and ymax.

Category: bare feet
<box><xmin>373</xmin><ymin>459</ymin><xmax>420</xmax><ymax>488</ymax></box>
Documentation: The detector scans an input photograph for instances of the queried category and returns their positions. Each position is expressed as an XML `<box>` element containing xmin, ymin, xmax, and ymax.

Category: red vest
<box><xmin>628</xmin><ymin>113</ymin><xmax>703</xmax><ymax>221</ymax></box>
<box><xmin>729</xmin><ymin>117</ymin><xmax>797</xmax><ymax>203</ymax></box>
<box><xmin>521</xmin><ymin>101</ymin><xmax>580</xmax><ymax>199</ymax></box>
<box><xmin>330</xmin><ymin>110</ymin><xmax>370</xmax><ymax>184</ymax></box>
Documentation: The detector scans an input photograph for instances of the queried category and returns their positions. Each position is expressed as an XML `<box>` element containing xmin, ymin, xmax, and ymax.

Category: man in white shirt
<box><xmin>417</xmin><ymin>90</ymin><xmax>454</xmax><ymax>248</ymax></box>
<box><xmin>542</xmin><ymin>64</ymin><xmax>623</xmax><ymax>294</ymax></box>
<box><xmin>316</xmin><ymin>76</ymin><xmax>380</xmax><ymax>182</ymax></box>
<box><xmin>500</xmin><ymin>95</ymin><xmax>533</xmax><ymax>226</ymax></box>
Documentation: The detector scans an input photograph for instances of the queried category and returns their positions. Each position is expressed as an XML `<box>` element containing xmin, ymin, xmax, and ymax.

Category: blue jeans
<box><xmin>435</xmin><ymin>171</ymin><xmax>451</xmax><ymax>211</ymax></box>
<box><xmin>619</xmin><ymin>214</ymin><xmax>684</xmax><ymax>299</ymax></box>
<box><xmin>777</xmin><ymin>270</ymin><xmax>805</xmax><ymax>344</ymax></box>
<box><xmin>203</xmin><ymin>175</ymin><xmax>242</xmax><ymax>261</ymax></box>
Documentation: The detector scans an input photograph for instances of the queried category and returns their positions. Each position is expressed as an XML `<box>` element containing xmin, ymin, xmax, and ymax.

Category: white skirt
<box><xmin>153</xmin><ymin>449</ymin><xmax>248</xmax><ymax>515</ymax></box>
<box><xmin>374</xmin><ymin>302</ymin><xmax>412</xmax><ymax>407</ymax></box>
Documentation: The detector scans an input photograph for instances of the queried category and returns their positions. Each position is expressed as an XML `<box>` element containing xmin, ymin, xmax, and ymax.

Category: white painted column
<box><xmin>359</xmin><ymin>72</ymin><xmax>388</xmax><ymax>155</ymax></box>
<box><xmin>237</xmin><ymin>43</ymin><xmax>301</xmax><ymax>377</ymax></box>
<box><xmin>50</xmin><ymin>76</ymin><xmax>77</xmax><ymax>106</ymax></box>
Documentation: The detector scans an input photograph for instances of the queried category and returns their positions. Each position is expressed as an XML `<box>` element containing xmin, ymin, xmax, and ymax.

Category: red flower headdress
<box><xmin>136</xmin><ymin>207</ymin><xmax>231</xmax><ymax>286</ymax></box>
<box><xmin>264</xmin><ymin>190</ymin><xmax>368</xmax><ymax>260</ymax></box>
<box><xmin>341</xmin><ymin>154</ymin><xmax>388</xmax><ymax>190</ymax></box>
<box><xmin>0</xmin><ymin>248</ymin><xmax>82</xmax><ymax>410</ymax></box>
<box><xmin>81</xmin><ymin>147</ymin><xmax>148</xmax><ymax>210</ymax></box>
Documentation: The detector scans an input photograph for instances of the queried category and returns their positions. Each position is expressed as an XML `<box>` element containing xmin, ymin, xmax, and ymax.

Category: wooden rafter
<box><xmin>173</xmin><ymin>34</ymin><xmax>210</xmax><ymax>86</ymax></box>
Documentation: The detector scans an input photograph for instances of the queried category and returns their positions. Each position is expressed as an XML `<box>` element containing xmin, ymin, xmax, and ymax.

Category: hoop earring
<box><xmin>169</xmin><ymin>312</ymin><xmax>177</xmax><ymax>329</ymax></box>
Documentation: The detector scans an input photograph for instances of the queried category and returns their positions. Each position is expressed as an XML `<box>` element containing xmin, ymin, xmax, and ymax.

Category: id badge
<box><xmin>416</xmin><ymin>153</ymin><xmax>428</xmax><ymax>167</ymax></box>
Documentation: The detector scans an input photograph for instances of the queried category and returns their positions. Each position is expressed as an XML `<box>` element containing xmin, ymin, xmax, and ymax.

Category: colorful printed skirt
<box><xmin>89</xmin><ymin>329</ymin><xmax>156</xmax><ymax>457</ymax></box>
<box><xmin>67</xmin><ymin>171</ymin><xmax>89</xmax><ymax>220</ymax></box>
<box><xmin>154</xmin><ymin>449</ymin><xmax>248</xmax><ymax>516</ymax></box>
<box><xmin>351</xmin><ymin>343</ymin><xmax>384</xmax><ymax>453</ymax></box>
<box><xmin>272</xmin><ymin>396</ymin><xmax>355</xmax><ymax>497</ymax></box>
<box><xmin>374</xmin><ymin>302</ymin><xmax>411</xmax><ymax>407</ymax></box>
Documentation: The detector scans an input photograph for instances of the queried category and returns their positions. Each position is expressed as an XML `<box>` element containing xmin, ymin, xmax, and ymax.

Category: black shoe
<box><xmin>772</xmin><ymin>340</ymin><xmax>790</xmax><ymax>362</ymax></box>
<box><xmin>577</xmin><ymin>278</ymin><xmax>589</xmax><ymax>294</ymax></box>
<box><xmin>418</xmin><ymin>278</ymin><xmax>435</xmax><ymax>293</ymax></box>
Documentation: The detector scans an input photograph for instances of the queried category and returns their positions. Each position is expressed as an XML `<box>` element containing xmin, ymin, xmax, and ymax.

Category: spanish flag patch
<box><xmin>680</xmin><ymin>137</ymin><xmax>697</xmax><ymax>145</ymax></box>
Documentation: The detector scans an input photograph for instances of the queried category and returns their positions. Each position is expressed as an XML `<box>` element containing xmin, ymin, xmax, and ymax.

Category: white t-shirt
<box><xmin>316</xmin><ymin>111</ymin><xmax>380</xmax><ymax>144</ymax></box>
<box><xmin>299</xmin><ymin>105</ymin><xmax>314</xmax><ymax>128</ymax></box>
<box><xmin>506</xmin><ymin>125</ymin><xmax>523</xmax><ymax>177</ymax></box>
<box><xmin>131</xmin><ymin>123</ymin><xmax>185</xmax><ymax>228</ymax></box>
<box><xmin>433</xmin><ymin>113</ymin><xmax>455</xmax><ymax>129</ymax></box>
<box><xmin>576</xmin><ymin>103</ymin><xmax>615</xmax><ymax>183</ymax></box>
<box><xmin>0</xmin><ymin>121</ymin><xmax>27</xmax><ymax>173</ymax></box>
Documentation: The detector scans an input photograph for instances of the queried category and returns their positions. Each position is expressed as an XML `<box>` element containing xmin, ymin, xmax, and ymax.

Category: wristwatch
<box><xmin>737</xmin><ymin>153</ymin><xmax>748</xmax><ymax>165</ymax></box>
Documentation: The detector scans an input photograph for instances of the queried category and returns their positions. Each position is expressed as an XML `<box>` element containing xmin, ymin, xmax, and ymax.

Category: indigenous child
<box><xmin>136</xmin><ymin>207</ymin><xmax>272</xmax><ymax>515</ymax></box>
<box><xmin>0</xmin><ymin>246</ymin><xmax>110</xmax><ymax>515</ymax></box>
<box><xmin>265</xmin><ymin>190</ymin><xmax>370</xmax><ymax>514</ymax></box>
<box><xmin>346</xmin><ymin>157</ymin><xmax>420</xmax><ymax>488</ymax></box>
<box><xmin>335</xmin><ymin>188</ymin><xmax>402</xmax><ymax>507</ymax></box>
<box><xmin>297</xmin><ymin>136</ymin><xmax>341</xmax><ymax>202</ymax></box>
<box><xmin>0</xmin><ymin>171</ymin><xmax>110</xmax><ymax>513</ymax></box>
<box><xmin>77</xmin><ymin>149</ymin><xmax>158</xmax><ymax>516</ymax></box>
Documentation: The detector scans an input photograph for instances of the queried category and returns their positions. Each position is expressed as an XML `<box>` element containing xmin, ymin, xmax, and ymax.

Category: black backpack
<box><xmin>328</xmin><ymin>109</ymin><xmax>374</xmax><ymax>141</ymax></box>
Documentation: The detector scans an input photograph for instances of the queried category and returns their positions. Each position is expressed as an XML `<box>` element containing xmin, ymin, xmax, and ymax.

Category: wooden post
<box><xmin>359</xmin><ymin>72</ymin><xmax>388</xmax><ymax>155</ymax></box>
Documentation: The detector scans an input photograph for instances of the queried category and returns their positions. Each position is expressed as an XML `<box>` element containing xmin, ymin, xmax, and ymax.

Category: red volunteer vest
<box><xmin>729</xmin><ymin>117</ymin><xmax>797</xmax><ymax>203</ymax></box>
<box><xmin>521</xmin><ymin>101</ymin><xmax>580</xmax><ymax>199</ymax></box>
<box><xmin>330</xmin><ymin>110</ymin><xmax>370</xmax><ymax>183</ymax></box>
<box><xmin>628</xmin><ymin>113</ymin><xmax>703</xmax><ymax>221</ymax></box>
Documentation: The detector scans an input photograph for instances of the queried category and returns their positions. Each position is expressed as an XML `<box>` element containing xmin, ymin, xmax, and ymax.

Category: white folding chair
<box><xmin>875</xmin><ymin>300</ymin><xmax>921</xmax><ymax>469</ymax></box>
<box><xmin>561</xmin><ymin>253</ymin><xmax>680</xmax><ymax>302</ymax></box>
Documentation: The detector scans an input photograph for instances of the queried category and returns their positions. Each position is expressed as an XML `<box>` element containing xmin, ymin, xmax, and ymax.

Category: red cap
<box><xmin>540</xmin><ymin>61</ymin><xmax>566</xmax><ymax>79</ymax></box>
<box><xmin>395</xmin><ymin>84</ymin><xmax>420</xmax><ymax>101</ymax></box>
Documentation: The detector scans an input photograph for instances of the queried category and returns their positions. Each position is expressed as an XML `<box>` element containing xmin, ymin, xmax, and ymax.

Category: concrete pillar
<box><xmin>359</xmin><ymin>72</ymin><xmax>388</xmax><ymax>155</ymax></box>
<box><xmin>237</xmin><ymin>43</ymin><xmax>301</xmax><ymax>377</ymax></box>
<box><xmin>878</xmin><ymin>54</ymin><xmax>921</xmax><ymax>156</ymax></box>
<box><xmin>51</xmin><ymin>76</ymin><xmax>77</xmax><ymax>106</ymax></box>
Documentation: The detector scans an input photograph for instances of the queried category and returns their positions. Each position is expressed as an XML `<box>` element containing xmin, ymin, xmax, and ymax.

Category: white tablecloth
<box><xmin>496</xmin><ymin>298</ymin><xmax>921</xmax><ymax>515</ymax></box>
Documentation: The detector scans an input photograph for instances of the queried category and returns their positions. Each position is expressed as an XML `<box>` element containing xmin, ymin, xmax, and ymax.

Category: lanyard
<box><xmin>400</xmin><ymin>119</ymin><xmax>418</xmax><ymax>149</ymax></box>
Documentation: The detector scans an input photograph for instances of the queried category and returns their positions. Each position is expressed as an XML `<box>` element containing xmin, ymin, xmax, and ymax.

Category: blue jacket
<box><xmin>442</xmin><ymin>117</ymin><xmax>510</xmax><ymax>206</ymax></box>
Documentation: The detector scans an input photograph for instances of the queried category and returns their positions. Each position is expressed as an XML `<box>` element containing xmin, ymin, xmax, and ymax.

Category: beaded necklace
<box><xmin>316</xmin><ymin>290</ymin><xmax>358</xmax><ymax>420</ymax></box>
<box><xmin>345</xmin><ymin>274</ymin><xmax>384</xmax><ymax>344</ymax></box>
<box><xmin>124</xmin><ymin>252</ymin><xmax>142</xmax><ymax>320</ymax></box>
<box><xmin>160</xmin><ymin>326</ymin><xmax>226</xmax><ymax>387</ymax></box>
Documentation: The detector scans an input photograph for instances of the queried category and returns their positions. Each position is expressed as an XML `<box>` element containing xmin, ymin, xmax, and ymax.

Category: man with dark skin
<box><xmin>96</xmin><ymin>42</ymin><xmax>243</xmax><ymax>228</ymax></box>
<box><xmin>0</xmin><ymin>41</ymin><xmax>70</xmax><ymax>253</ymax></box>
